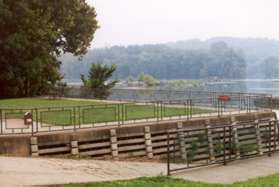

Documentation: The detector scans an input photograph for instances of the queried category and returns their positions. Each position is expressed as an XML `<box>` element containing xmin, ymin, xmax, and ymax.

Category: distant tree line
<box><xmin>61</xmin><ymin>42</ymin><xmax>247</xmax><ymax>80</ymax></box>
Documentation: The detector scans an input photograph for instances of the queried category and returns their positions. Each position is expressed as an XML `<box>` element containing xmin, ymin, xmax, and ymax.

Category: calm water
<box><xmin>67</xmin><ymin>79</ymin><xmax>279</xmax><ymax>96</ymax></box>
<box><xmin>195</xmin><ymin>79</ymin><xmax>279</xmax><ymax>96</ymax></box>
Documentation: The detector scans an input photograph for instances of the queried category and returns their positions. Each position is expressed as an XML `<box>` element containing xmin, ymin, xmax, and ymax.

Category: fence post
<box><xmin>161</xmin><ymin>101</ymin><xmax>163</xmax><ymax>120</ymax></box>
<box><xmin>35</xmin><ymin>108</ymin><xmax>38</xmax><ymax>133</ymax></box>
<box><xmin>223</xmin><ymin>126</ymin><xmax>227</xmax><ymax>165</ymax></box>
<box><xmin>73</xmin><ymin>106</ymin><xmax>76</xmax><ymax>132</ymax></box>
<box><xmin>30</xmin><ymin>136</ymin><xmax>39</xmax><ymax>156</ymax></box>
<box><xmin>71</xmin><ymin>140</ymin><xmax>79</xmax><ymax>156</ymax></box>
<box><xmin>268</xmin><ymin>121</ymin><xmax>272</xmax><ymax>157</ymax></box>
<box><xmin>273</xmin><ymin>121</ymin><xmax>277</xmax><ymax>152</ymax></box>
<box><xmin>0</xmin><ymin>109</ymin><xmax>2</xmax><ymax>134</ymax></box>
<box><xmin>190</xmin><ymin>99</ymin><xmax>193</xmax><ymax>119</ymax></box>
<box><xmin>144</xmin><ymin>126</ymin><xmax>153</xmax><ymax>159</ymax></box>
<box><xmin>110</xmin><ymin>129</ymin><xmax>118</xmax><ymax>159</ymax></box>
<box><xmin>177</xmin><ymin>122</ymin><xmax>187</xmax><ymax>160</ymax></box>
<box><xmin>255</xmin><ymin>120</ymin><xmax>263</xmax><ymax>155</ymax></box>
<box><xmin>206</xmin><ymin>123</ymin><xmax>215</xmax><ymax>163</ymax></box>
<box><xmin>167</xmin><ymin>131</ymin><xmax>171</xmax><ymax>176</ymax></box>
<box><xmin>232</xmin><ymin>124</ymin><xmax>240</xmax><ymax>159</ymax></box>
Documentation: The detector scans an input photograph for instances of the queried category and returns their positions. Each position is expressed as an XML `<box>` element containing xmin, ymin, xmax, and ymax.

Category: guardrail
<box><xmin>64</xmin><ymin>87</ymin><xmax>272</xmax><ymax>102</ymax></box>
<box><xmin>0</xmin><ymin>95</ymin><xmax>272</xmax><ymax>135</ymax></box>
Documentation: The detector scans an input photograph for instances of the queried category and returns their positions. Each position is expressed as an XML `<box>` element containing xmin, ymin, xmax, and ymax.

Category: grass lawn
<box><xmin>45</xmin><ymin>175</ymin><xmax>279</xmax><ymax>187</ymax></box>
<box><xmin>0</xmin><ymin>98</ymin><xmax>103</xmax><ymax>108</ymax></box>
<box><xmin>0</xmin><ymin>98</ymin><xmax>214</xmax><ymax>125</ymax></box>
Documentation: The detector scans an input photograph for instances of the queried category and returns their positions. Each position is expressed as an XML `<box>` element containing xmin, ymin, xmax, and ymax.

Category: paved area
<box><xmin>1</xmin><ymin>154</ymin><xmax>279</xmax><ymax>186</ymax></box>
<box><xmin>174</xmin><ymin>154</ymin><xmax>279</xmax><ymax>184</ymax></box>
<box><xmin>0</xmin><ymin>157</ymin><xmax>166</xmax><ymax>187</ymax></box>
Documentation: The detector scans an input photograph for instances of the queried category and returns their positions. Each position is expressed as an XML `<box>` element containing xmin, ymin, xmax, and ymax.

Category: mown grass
<box><xmin>44</xmin><ymin>175</ymin><xmax>279</xmax><ymax>187</ymax></box>
<box><xmin>0</xmin><ymin>98</ymin><xmax>213</xmax><ymax>125</ymax></box>
<box><xmin>0</xmin><ymin>98</ymin><xmax>102</xmax><ymax>108</ymax></box>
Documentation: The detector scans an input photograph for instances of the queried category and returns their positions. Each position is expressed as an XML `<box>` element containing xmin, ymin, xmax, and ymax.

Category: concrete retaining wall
<box><xmin>0</xmin><ymin>112</ymin><xmax>276</xmax><ymax>158</ymax></box>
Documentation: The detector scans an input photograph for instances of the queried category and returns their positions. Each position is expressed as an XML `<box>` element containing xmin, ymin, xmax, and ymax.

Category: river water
<box><xmin>194</xmin><ymin>79</ymin><xmax>279</xmax><ymax>96</ymax></box>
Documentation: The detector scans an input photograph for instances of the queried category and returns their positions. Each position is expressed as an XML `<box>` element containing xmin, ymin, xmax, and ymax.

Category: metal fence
<box><xmin>166</xmin><ymin>120</ymin><xmax>277</xmax><ymax>175</ymax></box>
<box><xmin>64</xmin><ymin>87</ymin><xmax>272</xmax><ymax>102</ymax></box>
<box><xmin>108</xmin><ymin>88</ymin><xmax>272</xmax><ymax>102</ymax></box>
<box><xmin>0</xmin><ymin>94</ymin><xmax>272</xmax><ymax>136</ymax></box>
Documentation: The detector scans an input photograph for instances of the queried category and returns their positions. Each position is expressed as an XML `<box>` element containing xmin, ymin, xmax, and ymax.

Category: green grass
<box><xmin>44</xmin><ymin>175</ymin><xmax>279</xmax><ymax>187</ymax></box>
<box><xmin>0</xmin><ymin>98</ymin><xmax>213</xmax><ymax>126</ymax></box>
<box><xmin>0</xmin><ymin>98</ymin><xmax>102</xmax><ymax>108</ymax></box>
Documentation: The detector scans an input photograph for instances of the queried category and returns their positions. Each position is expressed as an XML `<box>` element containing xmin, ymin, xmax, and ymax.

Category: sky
<box><xmin>88</xmin><ymin>0</ymin><xmax>279</xmax><ymax>48</ymax></box>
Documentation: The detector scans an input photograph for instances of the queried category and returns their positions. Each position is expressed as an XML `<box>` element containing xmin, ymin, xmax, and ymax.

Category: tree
<box><xmin>138</xmin><ymin>73</ymin><xmax>158</xmax><ymax>87</ymax></box>
<box><xmin>81</xmin><ymin>64</ymin><xmax>118</xmax><ymax>99</ymax></box>
<box><xmin>0</xmin><ymin>0</ymin><xmax>98</xmax><ymax>98</ymax></box>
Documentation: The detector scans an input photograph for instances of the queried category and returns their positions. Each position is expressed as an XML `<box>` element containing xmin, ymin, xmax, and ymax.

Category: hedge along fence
<box><xmin>166</xmin><ymin>119</ymin><xmax>278</xmax><ymax>175</ymax></box>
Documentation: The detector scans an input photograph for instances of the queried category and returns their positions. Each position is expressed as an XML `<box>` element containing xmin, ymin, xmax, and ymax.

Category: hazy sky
<box><xmin>88</xmin><ymin>0</ymin><xmax>279</xmax><ymax>48</ymax></box>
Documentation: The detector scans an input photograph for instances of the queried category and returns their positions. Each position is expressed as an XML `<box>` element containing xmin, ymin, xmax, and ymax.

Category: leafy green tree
<box><xmin>81</xmin><ymin>64</ymin><xmax>118</xmax><ymax>99</ymax></box>
<box><xmin>0</xmin><ymin>0</ymin><xmax>98</xmax><ymax>98</ymax></box>
<box><xmin>138</xmin><ymin>73</ymin><xmax>158</xmax><ymax>87</ymax></box>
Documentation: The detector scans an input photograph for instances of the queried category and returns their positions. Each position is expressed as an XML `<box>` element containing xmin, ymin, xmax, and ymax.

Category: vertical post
<box><xmin>206</xmin><ymin>124</ymin><xmax>216</xmax><ymax>163</ymax></box>
<box><xmin>144</xmin><ymin>126</ymin><xmax>153</xmax><ymax>159</ymax></box>
<box><xmin>167</xmin><ymin>131</ymin><xmax>170</xmax><ymax>176</ymax></box>
<box><xmin>117</xmin><ymin>104</ymin><xmax>120</xmax><ymax>126</ymax></box>
<box><xmin>110</xmin><ymin>129</ymin><xmax>118</xmax><ymax>159</ymax></box>
<box><xmin>223</xmin><ymin>126</ymin><xmax>227</xmax><ymax>165</ymax></box>
<box><xmin>71</xmin><ymin>140</ymin><xmax>79</xmax><ymax>156</ymax></box>
<box><xmin>161</xmin><ymin>101</ymin><xmax>163</xmax><ymax>120</ymax></box>
<box><xmin>121</xmin><ymin>104</ymin><xmax>125</xmax><ymax>125</ymax></box>
<box><xmin>232</xmin><ymin>124</ymin><xmax>240</xmax><ymax>159</ymax></box>
<box><xmin>78</xmin><ymin>106</ymin><xmax>81</xmax><ymax>129</ymax></box>
<box><xmin>246</xmin><ymin>96</ymin><xmax>249</xmax><ymax>113</ymax></box>
<box><xmin>217</xmin><ymin>99</ymin><xmax>220</xmax><ymax>117</ymax></box>
<box><xmin>0</xmin><ymin>109</ymin><xmax>2</xmax><ymax>134</ymax></box>
<box><xmin>177</xmin><ymin>122</ymin><xmax>187</xmax><ymax>160</ymax></box>
<box><xmin>238</xmin><ymin>93</ymin><xmax>241</xmax><ymax>112</ymax></box>
<box><xmin>30</xmin><ymin>136</ymin><xmax>39</xmax><ymax>156</ymax></box>
<box><xmin>273</xmin><ymin>121</ymin><xmax>277</xmax><ymax>152</ymax></box>
<box><xmin>35</xmin><ymin>108</ymin><xmax>38</xmax><ymax>133</ymax></box>
<box><xmin>268</xmin><ymin>121</ymin><xmax>272</xmax><ymax>157</ymax></box>
<box><xmin>186</xmin><ymin>100</ymin><xmax>189</xmax><ymax>120</ymax></box>
<box><xmin>190</xmin><ymin>99</ymin><xmax>193</xmax><ymax>119</ymax></box>
<box><xmin>156</xmin><ymin>102</ymin><xmax>159</xmax><ymax>122</ymax></box>
<box><xmin>73</xmin><ymin>106</ymin><xmax>76</xmax><ymax>131</ymax></box>
<box><xmin>31</xmin><ymin>109</ymin><xmax>34</xmax><ymax>136</ymax></box>
<box><xmin>255</xmin><ymin>120</ymin><xmax>263</xmax><ymax>155</ymax></box>
<box><xmin>229</xmin><ymin>125</ymin><xmax>232</xmax><ymax>160</ymax></box>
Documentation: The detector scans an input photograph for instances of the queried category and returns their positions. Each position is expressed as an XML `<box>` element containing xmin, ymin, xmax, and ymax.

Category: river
<box><xmin>194</xmin><ymin>79</ymin><xmax>279</xmax><ymax>96</ymax></box>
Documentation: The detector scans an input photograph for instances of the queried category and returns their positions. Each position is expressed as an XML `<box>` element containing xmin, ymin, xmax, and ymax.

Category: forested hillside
<box><xmin>167</xmin><ymin>37</ymin><xmax>279</xmax><ymax>78</ymax></box>
<box><xmin>61</xmin><ymin>41</ymin><xmax>246</xmax><ymax>81</ymax></box>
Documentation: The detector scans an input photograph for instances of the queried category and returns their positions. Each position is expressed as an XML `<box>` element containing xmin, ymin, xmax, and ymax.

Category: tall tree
<box><xmin>81</xmin><ymin>64</ymin><xmax>118</xmax><ymax>99</ymax></box>
<box><xmin>0</xmin><ymin>0</ymin><xmax>98</xmax><ymax>98</ymax></box>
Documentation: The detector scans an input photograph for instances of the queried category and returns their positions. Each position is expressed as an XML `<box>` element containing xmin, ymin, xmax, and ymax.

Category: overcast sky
<box><xmin>88</xmin><ymin>0</ymin><xmax>279</xmax><ymax>48</ymax></box>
